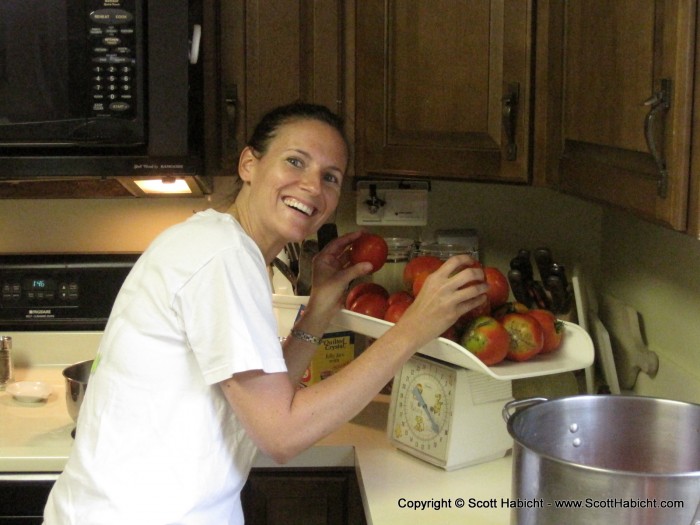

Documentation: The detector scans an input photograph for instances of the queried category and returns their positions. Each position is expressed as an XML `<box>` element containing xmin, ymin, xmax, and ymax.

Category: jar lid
<box><xmin>384</xmin><ymin>237</ymin><xmax>414</xmax><ymax>250</ymax></box>
<box><xmin>418</xmin><ymin>243</ymin><xmax>469</xmax><ymax>259</ymax></box>
<box><xmin>383</xmin><ymin>237</ymin><xmax>415</xmax><ymax>261</ymax></box>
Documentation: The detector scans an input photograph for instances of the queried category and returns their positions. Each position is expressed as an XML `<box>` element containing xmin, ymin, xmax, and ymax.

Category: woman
<box><xmin>44</xmin><ymin>103</ymin><xmax>488</xmax><ymax>524</ymax></box>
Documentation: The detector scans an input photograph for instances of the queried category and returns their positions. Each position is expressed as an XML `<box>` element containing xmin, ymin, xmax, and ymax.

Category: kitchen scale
<box><xmin>388</xmin><ymin>353</ymin><xmax>514</xmax><ymax>471</ymax></box>
<box><xmin>272</xmin><ymin>293</ymin><xmax>595</xmax><ymax>472</ymax></box>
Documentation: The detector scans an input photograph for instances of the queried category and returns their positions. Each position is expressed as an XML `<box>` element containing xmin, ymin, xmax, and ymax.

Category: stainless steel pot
<box><xmin>62</xmin><ymin>359</ymin><xmax>93</xmax><ymax>422</ymax></box>
<box><xmin>503</xmin><ymin>395</ymin><xmax>700</xmax><ymax>525</ymax></box>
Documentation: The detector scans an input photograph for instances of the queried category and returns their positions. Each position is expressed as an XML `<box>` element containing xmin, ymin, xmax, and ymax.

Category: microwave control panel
<box><xmin>88</xmin><ymin>0</ymin><xmax>140</xmax><ymax>119</ymax></box>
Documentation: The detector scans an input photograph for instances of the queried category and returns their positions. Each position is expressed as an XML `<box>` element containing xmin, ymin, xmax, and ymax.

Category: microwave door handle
<box><xmin>189</xmin><ymin>24</ymin><xmax>202</xmax><ymax>64</ymax></box>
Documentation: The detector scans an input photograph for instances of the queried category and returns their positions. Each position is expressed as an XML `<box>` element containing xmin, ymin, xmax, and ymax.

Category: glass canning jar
<box><xmin>371</xmin><ymin>237</ymin><xmax>415</xmax><ymax>293</ymax></box>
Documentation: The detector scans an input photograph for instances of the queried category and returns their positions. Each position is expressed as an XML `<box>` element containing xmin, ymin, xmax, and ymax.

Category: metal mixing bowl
<box><xmin>62</xmin><ymin>359</ymin><xmax>93</xmax><ymax>422</ymax></box>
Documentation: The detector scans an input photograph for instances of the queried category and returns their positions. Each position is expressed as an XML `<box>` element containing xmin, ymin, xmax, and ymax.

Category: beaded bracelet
<box><xmin>290</xmin><ymin>328</ymin><xmax>322</xmax><ymax>345</ymax></box>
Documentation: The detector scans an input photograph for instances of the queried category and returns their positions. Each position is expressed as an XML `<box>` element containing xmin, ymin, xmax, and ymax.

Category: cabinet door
<box><xmin>225</xmin><ymin>0</ymin><xmax>344</xmax><ymax>157</ymax></box>
<box><xmin>355</xmin><ymin>0</ymin><xmax>533</xmax><ymax>182</ymax></box>
<box><xmin>555</xmin><ymin>0</ymin><xmax>695</xmax><ymax>231</ymax></box>
<box><xmin>242</xmin><ymin>470</ymin><xmax>365</xmax><ymax>525</ymax></box>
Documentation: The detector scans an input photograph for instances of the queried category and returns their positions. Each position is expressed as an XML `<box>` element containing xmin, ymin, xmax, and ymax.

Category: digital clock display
<box><xmin>22</xmin><ymin>277</ymin><xmax>57</xmax><ymax>291</ymax></box>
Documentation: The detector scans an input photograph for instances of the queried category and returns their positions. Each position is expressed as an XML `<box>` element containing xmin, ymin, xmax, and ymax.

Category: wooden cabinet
<box><xmin>224</xmin><ymin>0</ymin><xmax>344</xmax><ymax>160</ymax></box>
<box><xmin>541</xmin><ymin>1</ymin><xmax>696</xmax><ymax>232</ymax></box>
<box><xmin>241</xmin><ymin>468</ymin><xmax>366</xmax><ymax>525</ymax></box>
<box><xmin>354</xmin><ymin>0</ymin><xmax>534</xmax><ymax>182</ymax></box>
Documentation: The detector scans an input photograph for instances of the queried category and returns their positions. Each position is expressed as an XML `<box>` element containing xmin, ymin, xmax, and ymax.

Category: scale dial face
<box><xmin>391</xmin><ymin>355</ymin><xmax>456</xmax><ymax>462</ymax></box>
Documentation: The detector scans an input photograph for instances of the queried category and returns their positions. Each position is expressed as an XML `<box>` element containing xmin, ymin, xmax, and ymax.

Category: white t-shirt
<box><xmin>44</xmin><ymin>209</ymin><xmax>287</xmax><ymax>525</ymax></box>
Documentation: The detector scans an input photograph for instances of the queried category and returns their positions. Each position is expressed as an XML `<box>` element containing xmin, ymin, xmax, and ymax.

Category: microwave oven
<box><xmin>0</xmin><ymin>0</ymin><xmax>224</xmax><ymax>195</ymax></box>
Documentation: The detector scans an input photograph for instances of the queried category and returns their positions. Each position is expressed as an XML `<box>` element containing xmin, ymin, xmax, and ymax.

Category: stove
<box><xmin>0</xmin><ymin>254</ymin><xmax>139</xmax><ymax>477</ymax></box>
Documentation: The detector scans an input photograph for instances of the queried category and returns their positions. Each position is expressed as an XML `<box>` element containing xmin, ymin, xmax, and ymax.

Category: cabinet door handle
<box><xmin>224</xmin><ymin>83</ymin><xmax>238</xmax><ymax>155</ymax></box>
<box><xmin>501</xmin><ymin>82</ymin><xmax>520</xmax><ymax>161</ymax></box>
<box><xmin>643</xmin><ymin>78</ymin><xmax>671</xmax><ymax>198</ymax></box>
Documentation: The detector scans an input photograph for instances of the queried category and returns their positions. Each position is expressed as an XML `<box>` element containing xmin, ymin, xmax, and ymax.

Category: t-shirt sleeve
<box><xmin>173</xmin><ymin>244</ymin><xmax>288</xmax><ymax>385</ymax></box>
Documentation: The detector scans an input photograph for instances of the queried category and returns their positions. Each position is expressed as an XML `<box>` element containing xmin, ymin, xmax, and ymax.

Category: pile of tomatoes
<box><xmin>346</xmin><ymin>233</ymin><xmax>565</xmax><ymax>367</ymax></box>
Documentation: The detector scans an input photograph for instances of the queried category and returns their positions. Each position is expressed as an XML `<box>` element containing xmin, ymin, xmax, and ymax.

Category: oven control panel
<box><xmin>0</xmin><ymin>254</ymin><xmax>139</xmax><ymax>330</ymax></box>
<box><xmin>2</xmin><ymin>277</ymin><xmax>79</xmax><ymax>304</ymax></box>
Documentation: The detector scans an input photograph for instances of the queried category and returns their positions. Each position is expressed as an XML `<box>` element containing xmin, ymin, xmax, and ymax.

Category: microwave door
<box><xmin>0</xmin><ymin>1</ymin><xmax>87</xmax><ymax>145</ymax></box>
<box><xmin>0</xmin><ymin>0</ymin><xmax>145</xmax><ymax>147</ymax></box>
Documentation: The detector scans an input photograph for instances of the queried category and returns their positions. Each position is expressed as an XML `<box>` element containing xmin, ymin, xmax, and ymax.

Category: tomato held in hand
<box><xmin>483</xmin><ymin>266</ymin><xmax>510</xmax><ymax>308</ymax></box>
<box><xmin>402</xmin><ymin>255</ymin><xmax>442</xmax><ymax>291</ymax></box>
<box><xmin>350</xmin><ymin>233</ymin><xmax>389</xmax><ymax>273</ymax></box>
<box><xmin>460</xmin><ymin>316</ymin><xmax>510</xmax><ymax>366</ymax></box>
<box><xmin>526</xmin><ymin>309</ymin><xmax>565</xmax><ymax>353</ymax></box>
<box><xmin>345</xmin><ymin>282</ymin><xmax>389</xmax><ymax>309</ymax></box>
<box><xmin>348</xmin><ymin>293</ymin><xmax>389</xmax><ymax>319</ymax></box>
<box><xmin>501</xmin><ymin>313</ymin><xmax>544</xmax><ymax>362</ymax></box>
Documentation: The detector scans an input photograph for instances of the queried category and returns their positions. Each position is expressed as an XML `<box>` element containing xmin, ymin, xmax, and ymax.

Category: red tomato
<box><xmin>460</xmin><ymin>316</ymin><xmax>510</xmax><ymax>366</ymax></box>
<box><xmin>387</xmin><ymin>291</ymin><xmax>414</xmax><ymax>306</ymax></box>
<box><xmin>350</xmin><ymin>233</ymin><xmax>389</xmax><ymax>273</ymax></box>
<box><xmin>411</xmin><ymin>271</ymin><xmax>431</xmax><ymax>296</ymax></box>
<box><xmin>349</xmin><ymin>293</ymin><xmax>388</xmax><ymax>319</ymax></box>
<box><xmin>345</xmin><ymin>282</ymin><xmax>389</xmax><ymax>309</ymax></box>
<box><xmin>383</xmin><ymin>301</ymin><xmax>411</xmax><ymax>323</ymax></box>
<box><xmin>492</xmin><ymin>301</ymin><xmax>530</xmax><ymax>319</ymax></box>
<box><xmin>440</xmin><ymin>324</ymin><xmax>460</xmax><ymax>343</ymax></box>
<box><xmin>526</xmin><ymin>309</ymin><xmax>565</xmax><ymax>353</ymax></box>
<box><xmin>456</xmin><ymin>296</ymin><xmax>491</xmax><ymax>327</ymax></box>
<box><xmin>502</xmin><ymin>313</ymin><xmax>544</xmax><ymax>362</ymax></box>
<box><xmin>483</xmin><ymin>267</ymin><xmax>510</xmax><ymax>307</ymax></box>
<box><xmin>403</xmin><ymin>255</ymin><xmax>442</xmax><ymax>291</ymax></box>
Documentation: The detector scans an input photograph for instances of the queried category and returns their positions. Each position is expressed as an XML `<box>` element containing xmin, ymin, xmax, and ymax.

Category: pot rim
<box><xmin>507</xmin><ymin>394</ymin><xmax>700</xmax><ymax>478</ymax></box>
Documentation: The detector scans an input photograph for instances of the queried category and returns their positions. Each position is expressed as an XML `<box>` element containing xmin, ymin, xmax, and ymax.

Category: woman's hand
<box><xmin>394</xmin><ymin>255</ymin><xmax>489</xmax><ymax>347</ymax></box>
<box><xmin>305</xmin><ymin>231</ymin><xmax>372</xmax><ymax>323</ymax></box>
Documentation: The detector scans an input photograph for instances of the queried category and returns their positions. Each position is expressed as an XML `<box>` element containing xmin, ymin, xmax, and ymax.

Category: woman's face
<box><xmin>238</xmin><ymin>118</ymin><xmax>348</xmax><ymax>256</ymax></box>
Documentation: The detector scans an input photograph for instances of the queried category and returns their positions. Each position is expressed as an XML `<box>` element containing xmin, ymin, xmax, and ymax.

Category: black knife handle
<box><xmin>534</xmin><ymin>247</ymin><xmax>553</xmax><ymax>281</ymax></box>
<box><xmin>508</xmin><ymin>269</ymin><xmax>533</xmax><ymax>307</ymax></box>
<box><xmin>549</xmin><ymin>263</ymin><xmax>569</xmax><ymax>288</ymax></box>
<box><xmin>545</xmin><ymin>275</ymin><xmax>569</xmax><ymax>314</ymax></box>
<box><xmin>528</xmin><ymin>280</ymin><xmax>551</xmax><ymax>310</ymax></box>
<box><xmin>317</xmin><ymin>223</ymin><xmax>338</xmax><ymax>251</ymax></box>
<box><xmin>510</xmin><ymin>256</ymin><xmax>534</xmax><ymax>282</ymax></box>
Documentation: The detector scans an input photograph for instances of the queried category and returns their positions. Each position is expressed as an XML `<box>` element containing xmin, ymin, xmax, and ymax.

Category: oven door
<box><xmin>0</xmin><ymin>474</ymin><xmax>57</xmax><ymax>524</ymax></box>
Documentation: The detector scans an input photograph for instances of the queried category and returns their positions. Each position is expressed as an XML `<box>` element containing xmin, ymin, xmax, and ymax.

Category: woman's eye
<box><xmin>287</xmin><ymin>157</ymin><xmax>303</xmax><ymax>168</ymax></box>
<box><xmin>324</xmin><ymin>172</ymin><xmax>341</xmax><ymax>185</ymax></box>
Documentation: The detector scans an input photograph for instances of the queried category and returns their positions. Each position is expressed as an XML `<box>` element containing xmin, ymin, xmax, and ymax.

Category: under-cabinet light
<box><xmin>134</xmin><ymin>177</ymin><xmax>192</xmax><ymax>194</ymax></box>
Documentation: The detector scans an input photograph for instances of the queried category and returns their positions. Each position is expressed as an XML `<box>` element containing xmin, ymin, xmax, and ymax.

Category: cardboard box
<box><xmin>272</xmin><ymin>295</ymin><xmax>355</xmax><ymax>386</ymax></box>
<box><xmin>300</xmin><ymin>330</ymin><xmax>355</xmax><ymax>386</ymax></box>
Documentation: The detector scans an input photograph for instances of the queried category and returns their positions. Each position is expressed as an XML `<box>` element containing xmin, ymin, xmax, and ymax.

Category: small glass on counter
<box><xmin>371</xmin><ymin>237</ymin><xmax>415</xmax><ymax>293</ymax></box>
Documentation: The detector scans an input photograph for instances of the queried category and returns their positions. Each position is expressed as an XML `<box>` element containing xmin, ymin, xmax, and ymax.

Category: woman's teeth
<box><xmin>283</xmin><ymin>197</ymin><xmax>315</xmax><ymax>216</ymax></box>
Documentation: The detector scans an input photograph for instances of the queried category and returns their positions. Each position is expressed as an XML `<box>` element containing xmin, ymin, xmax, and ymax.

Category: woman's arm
<box><xmin>280</xmin><ymin>230</ymin><xmax>371</xmax><ymax>383</ymax></box>
<box><xmin>220</xmin><ymin>255</ymin><xmax>487</xmax><ymax>464</ymax></box>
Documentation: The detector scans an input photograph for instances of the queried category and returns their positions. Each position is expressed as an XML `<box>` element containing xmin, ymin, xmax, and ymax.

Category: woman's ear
<box><xmin>238</xmin><ymin>146</ymin><xmax>257</xmax><ymax>182</ymax></box>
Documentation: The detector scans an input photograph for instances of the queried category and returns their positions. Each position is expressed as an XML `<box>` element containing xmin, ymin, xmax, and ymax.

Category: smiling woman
<box><xmin>232</xmin><ymin>110</ymin><xmax>348</xmax><ymax>261</ymax></box>
<box><xmin>43</xmin><ymin>102</ymin><xmax>490</xmax><ymax>525</ymax></box>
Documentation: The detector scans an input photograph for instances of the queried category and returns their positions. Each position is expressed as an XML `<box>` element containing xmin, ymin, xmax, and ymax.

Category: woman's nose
<box><xmin>300</xmin><ymin>170</ymin><xmax>322</xmax><ymax>195</ymax></box>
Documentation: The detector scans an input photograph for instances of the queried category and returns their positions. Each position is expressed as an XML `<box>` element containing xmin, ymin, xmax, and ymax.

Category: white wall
<box><xmin>600</xmin><ymin>209</ymin><xmax>700</xmax><ymax>403</ymax></box>
<box><xmin>6</xmin><ymin>176</ymin><xmax>699</xmax><ymax>403</ymax></box>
